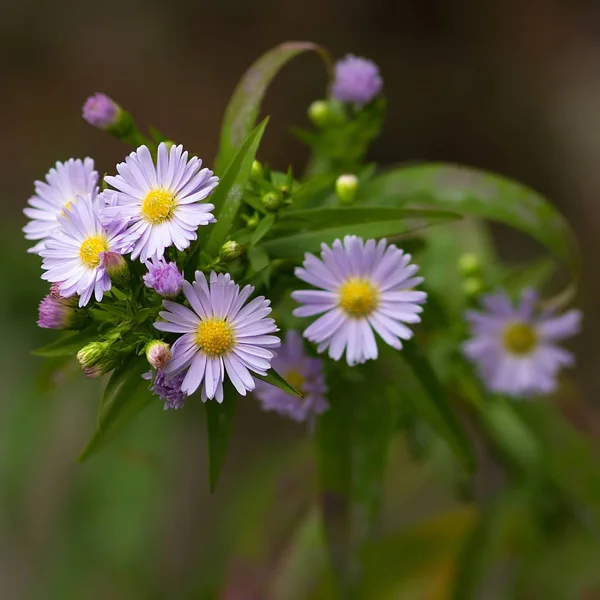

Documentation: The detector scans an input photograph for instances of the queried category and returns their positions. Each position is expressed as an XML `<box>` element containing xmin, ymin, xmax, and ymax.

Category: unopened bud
<box><xmin>82</xmin><ymin>93</ymin><xmax>121</xmax><ymax>130</ymax></box>
<box><xmin>251</xmin><ymin>160</ymin><xmax>264</xmax><ymax>179</ymax></box>
<box><xmin>145</xmin><ymin>340</ymin><xmax>172</xmax><ymax>370</ymax></box>
<box><xmin>335</xmin><ymin>174</ymin><xmax>359</xmax><ymax>206</ymax></box>
<box><xmin>308</xmin><ymin>100</ymin><xmax>330</xmax><ymax>128</ymax></box>
<box><xmin>37</xmin><ymin>295</ymin><xmax>82</xmax><ymax>330</ymax></box>
<box><xmin>77</xmin><ymin>341</ymin><xmax>111</xmax><ymax>370</ymax></box>
<box><xmin>458</xmin><ymin>253</ymin><xmax>481</xmax><ymax>276</ymax></box>
<box><xmin>462</xmin><ymin>277</ymin><xmax>484</xmax><ymax>298</ymax></box>
<box><xmin>220</xmin><ymin>240</ymin><xmax>245</xmax><ymax>262</ymax></box>
<box><xmin>262</xmin><ymin>191</ymin><xmax>283</xmax><ymax>213</ymax></box>
<box><xmin>243</xmin><ymin>213</ymin><xmax>260</xmax><ymax>230</ymax></box>
<box><xmin>101</xmin><ymin>251</ymin><xmax>129</xmax><ymax>285</ymax></box>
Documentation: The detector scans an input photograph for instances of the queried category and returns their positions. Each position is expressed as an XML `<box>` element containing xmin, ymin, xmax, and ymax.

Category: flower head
<box><xmin>38</xmin><ymin>295</ymin><xmax>75</xmax><ymax>329</ymax></box>
<box><xmin>292</xmin><ymin>236</ymin><xmax>426</xmax><ymax>366</ymax></box>
<box><xmin>82</xmin><ymin>93</ymin><xmax>120</xmax><ymax>129</ymax></box>
<box><xmin>40</xmin><ymin>194</ymin><xmax>134</xmax><ymax>306</ymax></box>
<box><xmin>154</xmin><ymin>271</ymin><xmax>280</xmax><ymax>402</ymax></box>
<box><xmin>23</xmin><ymin>158</ymin><xmax>98</xmax><ymax>254</ymax></box>
<box><xmin>463</xmin><ymin>289</ymin><xmax>582</xmax><ymax>397</ymax></box>
<box><xmin>143</xmin><ymin>257</ymin><xmax>184</xmax><ymax>298</ymax></box>
<box><xmin>332</xmin><ymin>54</ymin><xmax>383</xmax><ymax>106</ymax></box>
<box><xmin>144</xmin><ymin>369</ymin><xmax>187</xmax><ymax>410</ymax></box>
<box><xmin>254</xmin><ymin>331</ymin><xmax>328</xmax><ymax>426</ymax></box>
<box><xmin>101</xmin><ymin>143</ymin><xmax>218</xmax><ymax>262</ymax></box>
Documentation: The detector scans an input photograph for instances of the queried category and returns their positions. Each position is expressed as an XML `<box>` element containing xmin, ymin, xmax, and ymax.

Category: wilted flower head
<box><xmin>463</xmin><ymin>289</ymin><xmax>582</xmax><ymax>397</ymax></box>
<box><xmin>254</xmin><ymin>331</ymin><xmax>328</xmax><ymax>426</ymax></box>
<box><xmin>101</xmin><ymin>142</ymin><xmax>219</xmax><ymax>262</ymax></box>
<box><xmin>23</xmin><ymin>158</ymin><xmax>98</xmax><ymax>254</ymax></box>
<box><xmin>144</xmin><ymin>370</ymin><xmax>187</xmax><ymax>410</ymax></box>
<box><xmin>82</xmin><ymin>93</ymin><xmax>120</xmax><ymax>130</ymax></box>
<box><xmin>292</xmin><ymin>236</ymin><xmax>426</xmax><ymax>366</ymax></box>
<box><xmin>154</xmin><ymin>271</ymin><xmax>280</xmax><ymax>402</ymax></box>
<box><xmin>332</xmin><ymin>54</ymin><xmax>383</xmax><ymax>106</ymax></box>
<box><xmin>143</xmin><ymin>257</ymin><xmax>184</xmax><ymax>298</ymax></box>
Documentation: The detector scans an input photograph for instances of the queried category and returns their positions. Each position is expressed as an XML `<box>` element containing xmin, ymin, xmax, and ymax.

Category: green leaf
<box><xmin>254</xmin><ymin>368</ymin><xmax>302</xmax><ymax>397</ymax></box>
<box><xmin>215</xmin><ymin>41</ymin><xmax>332</xmax><ymax>172</ymax></box>
<box><xmin>202</xmin><ymin>119</ymin><xmax>269</xmax><ymax>259</ymax></box>
<box><xmin>33</xmin><ymin>327</ymin><xmax>97</xmax><ymax>358</ymax></box>
<box><xmin>364</xmin><ymin>164</ymin><xmax>581</xmax><ymax>293</ymax></box>
<box><xmin>78</xmin><ymin>356</ymin><xmax>152</xmax><ymax>462</ymax></box>
<box><xmin>205</xmin><ymin>389</ymin><xmax>237</xmax><ymax>492</ymax></box>
<box><xmin>251</xmin><ymin>213</ymin><xmax>276</xmax><ymax>245</ymax></box>
<box><xmin>264</xmin><ymin>210</ymin><xmax>459</xmax><ymax>260</ymax></box>
<box><xmin>398</xmin><ymin>341</ymin><xmax>475</xmax><ymax>470</ymax></box>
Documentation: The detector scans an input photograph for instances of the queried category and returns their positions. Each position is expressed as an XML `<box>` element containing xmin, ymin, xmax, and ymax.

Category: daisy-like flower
<box><xmin>332</xmin><ymin>54</ymin><xmax>383</xmax><ymax>106</ymax></box>
<box><xmin>292</xmin><ymin>236</ymin><xmax>426</xmax><ymax>366</ymax></box>
<box><xmin>40</xmin><ymin>194</ymin><xmax>133</xmax><ymax>307</ymax></box>
<box><xmin>254</xmin><ymin>331</ymin><xmax>328</xmax><ymax>426</ymax></box>
<box><xmin>154</xmin><ymin>271</ymin><xmax>280</xmax><ymax>402</ymax></box>
<box><xmin>143</xmin><ymin>257</ymin><xmax>184</xmax><ymax>298</ymax></box>
<box><xmin>23</xmin><ymin>158</ymin><xmax>98</xmax><ymax>254</ymax></box>
<box><xmin>101</xmin><ymin>143</ymin><xmax>219</xmax><ymax>262</ymax></box>
<box><xmin>463</xmin><ymin>289</ymin><xmax>582</xmax><ymax>397</ymax></box>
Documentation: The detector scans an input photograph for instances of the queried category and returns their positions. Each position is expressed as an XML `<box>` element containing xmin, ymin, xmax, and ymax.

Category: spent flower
<box><xmin>332</xmin><ymin>54</ymin><xmax>383</xmax><ymax>106</ymax></box>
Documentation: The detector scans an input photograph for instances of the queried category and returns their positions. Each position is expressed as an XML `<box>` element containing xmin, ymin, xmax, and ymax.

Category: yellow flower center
<box><xmin>285</xmin><ymin>369</ymin><xmax>306</xmax><ymax>395</ymax></box>
<box><xmin>502</xmin><ymin>322</ymin><xmax>538</xmax><ymax>355</ymax></box>
<box><xmin>79</xmin><ymin>234</ymin><xmax>109</xmax><ymax>269</ymax></box>
<box><xmin>141</xmin><ymin>189</ymin><xmax>176</xmax><ymax>224</ymax></box>
<box><xmin>338</xmin><ymin>278</ymin><xmax>379</xmax><ymax>318</ymax></box>
<box><xmin>196</xmin><ymin>318</ymin><xmax>236</xmax><ymax>357</ymax></box>
<box><xmin>60</xmin><ymin>200</ymin><xmax>74</xmax><ymax>217</ymax></box>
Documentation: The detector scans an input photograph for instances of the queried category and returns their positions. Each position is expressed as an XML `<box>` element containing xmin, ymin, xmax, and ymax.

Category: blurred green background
<box><xmin>2</xmin><ymin>0</ymin><xmax>600</xmax><ymax>598</ymax></box>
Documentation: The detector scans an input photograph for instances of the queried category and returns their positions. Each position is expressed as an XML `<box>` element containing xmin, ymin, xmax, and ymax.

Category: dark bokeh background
<box><xmin>2</xmin><ymin>1</ymin><xmax>600</xmax><ymax>598</ymax></box>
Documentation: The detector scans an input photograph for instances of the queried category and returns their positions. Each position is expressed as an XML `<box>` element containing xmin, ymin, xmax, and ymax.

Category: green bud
<box><xmin>462</xmin><ymin>277</ymin><xmax>484</xmax><ymax>298</ymax></box>
<box><xmin>251</xmin><ymin>160</ymin><xmax>264</xmax><ymax>179</ymax></box>
<box><xmin>145</xmin><ymin>340</ymin><xmax>171</xmax><ymax>369</ymax></box>
<box><xmin>262</xmin><ymin>191</ymin><xmax>283</xmax><ymax>213</ymax></box>
<box><xmin>308</xmin><ymin>100</ymin><xmax>330</xmax><ymax>127</ymax></box>
<box><xmin>458</xmin><ymin>253</ymin><xmax>481</xmax><ymax>276</ymax></box>
<box><xmin>220</xmin><ymin>240</ymin><xmax>245</xmax><ymax>262</ymax></box>
<box><xmin>335</xmin><ymin>174</ymin><xmax>359</xmax><ymax>206</ymax></box>
<box><xmin>77</xmin><ymin>341</ymin><xmax>116</xmax><ymax>378</ymax></box>
<box><xmin>243</xmin><ymin>212</ymin><xmax>260</xmax><ymax>230</ymax></box>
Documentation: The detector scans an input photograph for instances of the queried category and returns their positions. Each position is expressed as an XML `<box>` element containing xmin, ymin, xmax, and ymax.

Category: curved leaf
<box><xmin>364</xmin><ymin>164</ymin><xmax>581</xmax><ymax>285</ymax></box>
<box><xmin>33</xmin><ymin>327</ymin><xmax>97</xmax><ymax>358</ymax></box>
<box><xmin>215</xmin><ymin>41</ymin><xmax>332</xmax><ymax>172</ymax></box>
<box><xmin>254</xmin><ymin>367</ymin><xmax>303</xmax><ymax>397</ymax></box>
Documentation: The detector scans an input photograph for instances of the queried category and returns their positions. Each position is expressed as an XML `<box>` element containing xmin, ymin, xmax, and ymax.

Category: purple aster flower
<box><xmin>143</xmin><ymin>257</ymin><xmax>184</xmax><ymax>298</ymax></box>
<box><xmin>254</xmin><ymin>331</ymin><xmax>328</xmax><ymax>426</ymax></box>
<box><xmin>332</xmin><ymin>54</ymin><xmax>383</xmax><ymax>106</ymax></box>
<box><xmin>23</xmin><ymin>158</ymin><xmax>98</xmax><ymax>254</ymax></box>
<box><xmin>82</xmin><ymin>93</ymin><xmax>120</xmax><ymax>130</ymax></box>
<box><xmin>40</xmin><ymin>193</ymin><xmax>134</xmax><ymax>307</ymax></box>
<box><xmin>292</xmin><ymin>236</ymin><xmax>426</xmax><ymax>366</ymax></box>
<box><xmin>154</xmin><ymin>271</ymin><xmax>280</xmax><ymax>402</ymax></box>
<box><xmin>101</xmin><ymin>143</ymin><xmax>219</xmax><ymax>262</ymax></box>
<box><xmin>38</xmin><ymin>295</ymin><xmax>74</xmax><ymax>329</ymax></box>
<box><xmin>463</xmin><ymin>289</ymin><xmax>582</xmax><ymax>397</ymax></box>
<box><xmin>143</xmin><ymin>369</ymin><xmax>187</xmax><ymax>410</ymax></box>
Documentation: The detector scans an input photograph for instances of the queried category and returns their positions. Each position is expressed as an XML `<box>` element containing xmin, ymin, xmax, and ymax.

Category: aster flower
<box><xmin>143</xmin><ymin>370</ymin><xmax>187</xmax><ymax>410</ymax></box>
<box><xmin>143</xmin><ymin>257</ymin><xmax>184</xmax><ymax>298</ymax></box>
<box><xmin>292</xmin><ymin>236</ymin><xmax>426</xmax><ymax>366</ymax></box>
<box><xmin>101</xmin><ymin>143</ymin><xmax>219</xmax><ymax>262</ymax></box>
<box><xmin>23</xmin><ymin>158</ymin><xmax>98</xmax><ymax>254</ymax></box>
<box><xmin>154</xmin><ymin>271</ymin><xmax>280</xmax><ymax>402</ymax></box>
<box><xmin>332</xmin><ymin>54</ymin><xmax>383</xmax><ymax>106</ymax></box>
<box><xmin>254</xmin><ymin>331</ymin><xmax>328</xmax><ymax>426</ymax></box>
<box><xmin>82</xmin><ymin>93</ymin><xmax>120</xmax><ymax>129</ymax></box>
<box><xmin>38</xmin><ymin>295</ymin><xmax>76</xmax><ymax>329</ymax></box>
<box><xmin>40</xmin><ymin>194</ymin><xmax>134</xmax><ymax>307</ymax></box>
<box><xmin>463</xmin><ymin>289</ymin><xmax>582</xmax><ymax>397</ymax></box>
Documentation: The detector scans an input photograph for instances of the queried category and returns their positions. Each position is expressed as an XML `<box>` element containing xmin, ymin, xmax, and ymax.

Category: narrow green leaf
<box><xmin>254</xmin><ymin>368</ymin><xmax>302</xmax><ymax>397</ymax></box>
<box><xmin>399</xmin><ymin>341</ymin><xmax>475</xmax><ymax>470</ymax></box>
<box><xmin>364</xmin><ymin>164</ymin><xmax>581</xmax><ymax>291</ymax></box>
<box><xmin>78</xmin><ymin>356</ymin><xmax>152</xmax><ymax>462</ymax></box>
<box><xmin>264</xmin><ymin>211</ymin><xmax>458</xmax><ymax>260</ymax></box>
<box><xmin>247</xmin><ymin>245</ymin><xmax>270</xmax><ymax>276</ymax></box>
<box><xmin>251</xmin><ymin>213</ymin><xmax>276</xmax><ymax>245</ymax></box>
<box><xmin>205</xmin><ymin>389</ymin><xmax>237</xmax><ymax>492</ymax></box>
<box><xmin>33</xmin><ymin>327</ymin><xmax>97</xmax><ymax>358</ymax></box>
<box><xmin>215</xmin><ymin>41</ymin><xmax>332</xmax><ymax>172</ymax></box>
<box><xmin>203</xmin><ymin>119</ymin><xmax>269</xmax><ymax>258</ymax></box>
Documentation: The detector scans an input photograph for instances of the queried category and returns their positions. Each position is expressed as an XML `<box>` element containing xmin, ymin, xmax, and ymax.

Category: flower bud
<box><xmin>143</xmin><ymin>258</ymin><xmax>184</xmax><ymax>298</ymax></box>
<box><xmin>49</xmin><ymin>283</ymin><xmax>78</xmax><ymax>306</ymax></box>
<box><xmin>458</xmin><ymin>253</ymin><xmax>481</xmax><ymax>277</ymax></box>
<box><xmin>101</xmin><ymin>251</ymin><xmax>129</xmax><ymax>285</ymax></box>
<box><xmin>243</xmin><ymin>213</ymin><xmax>260</xmax><ymax>230</ymax></box>
<box><xmin>82</xmin><ymin>93</ymin><xmax>121</xmax><ymax>130</ymax></box>
<box><xmin>77</xmin><ymin>341</ymin><xmax>117</xmax><ymax>378</ymax></box>
<box><xmin>145</xmin><ymin>340</ymin><xmax>172</xmax><ymax>370</ymax></box>
<box><xmin>220</xmin><ymin>240</ymin><xmax>245</xmax><ymax>262</ymax></box>
<box><xmin>308</xmin><ymin>100</ymin><xmax>330</xmax><ymax>127</ymax></box>
<box><xmin>462</xmin><ymin>277</ymin><xmax>484</xmax><ymax>298</ymax></box>
<box><xmin>262</xmin><ymin>191</ymin><xmax>283</xmax><ymax>212</ymax></box>
<box><xmin>335</xmin><ymin>174</ymin><xmax>359</xmax><ymax>206</ymax></box>
<box><xmin>251</xmin><ymin>160</ymin><xmax>264</xmax><ymax>179</ymax></box>
<box><xmin>37</xmin><ymin>296</ymin><xmax>76</xmax><ymax>330</ymax></box>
